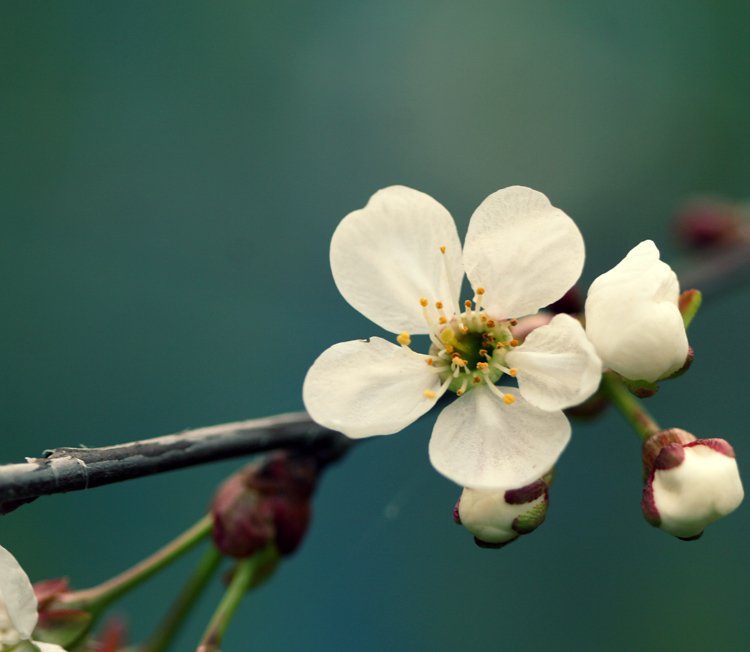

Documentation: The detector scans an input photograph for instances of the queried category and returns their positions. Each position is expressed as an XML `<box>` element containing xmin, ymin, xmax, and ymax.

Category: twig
<box><xmin>0</xmin><ymin>236</ymin><xmax>746</xmax><ymax>516</ymax></box>
<box><xmin>0</xmin><ymin>412</ymin><xmax>351</xmax><ymax>515</ymax></box>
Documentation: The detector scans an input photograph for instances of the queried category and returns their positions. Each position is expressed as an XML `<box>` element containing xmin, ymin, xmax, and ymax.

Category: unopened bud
<box><xmin>211</xmin><ymin>452</ymin><xmax>317</xmax><ymax>558</ymax></box>
<box><xmin>32</xmin><ymin>577</ymin><xmax>92</xmax><ymax>649</ymax></box>
<box><xmin>674</xmin><ymin>199</ymin><xmax>741</xmax><ymax>249</ymax></box>
<box><xmin>641</xmin><ymin>429</ymin><xmax>744</xmax><ymax>540</ymax></box>
<box><xmin>454</xmin><ymin>475</ymin><xmax>551</xmax><ymax>548</ymax></box>
<box><xmin>546</xmin><ymin>286</ymin><xmax>583</xmax><ymax>315</ymax></box>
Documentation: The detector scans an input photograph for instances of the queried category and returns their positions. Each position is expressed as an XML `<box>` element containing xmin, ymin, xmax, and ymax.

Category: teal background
<box><xmin>2</xmin><ymin>2</ymin><xmax>749</xmax><ymax>650</ymax></box>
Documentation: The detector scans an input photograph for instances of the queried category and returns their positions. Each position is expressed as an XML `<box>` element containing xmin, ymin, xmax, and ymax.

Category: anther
<box><xmin>426</xmin><ymin>358</ymin><xmax>433</xmax><ymax>366</ymax></box>
<box><xmin>508</xmin><ymin>367</ymin><xmax>518</xmax><ymax>377</ymax></box>
<box><xmin>464</xmin><ymin>299</ymin><xmax>472</xmax><ymax>309</ymax></box>
<box><xmin>510</xmin><ymin>339</ymin><xmax>520</xmax><ymax>347</ymax></box>
<box><xmin>397</xmin><ymin>332</ymin><xmax>411</xmax><ymax>346</ymax></box>
<box><xmin>420</xmin><ymin>297</ymin><xmax>429</xmax><ymax>307</ymax></box>
<box><xmin>439</xmin><ymin>316</ymin><xmax>447</xmax><ymax>324</ymax></box>
<box><xmin>423</xmin><ymin>389</ymin><xmax>437</xmax><ymax>399</ymax></box>
<box><xmin>439</xmin><ymin>245</ymin><xmax>446</xmax><ymax>254</ymax></box>
<box><xmin>486</xmin><ymin>320</ymin><xmax>495</xmax><ymax>327</ymax></box>
<box><xmin>476</xmin><ymin>287</ymin><xmax>485</xmax><ymax>295</ymax></box>
<box><xmin>476</xmin><ymin>362</ymin><xmax>489</xmax><ymax>371</ymax></box>
<box><xmin>510</xmin><ymin>319</ymin><xmax>518</xmax><ymax>326</ymax></box>
<box><xmin>503</xmin><ymin>394</ymin><xmax>516</xmax><ymax>405</ymax></box>
<box><xmin>435</xmin><ymin>301</ymin><xmax>443</xmax><ymax>310</ymax></box>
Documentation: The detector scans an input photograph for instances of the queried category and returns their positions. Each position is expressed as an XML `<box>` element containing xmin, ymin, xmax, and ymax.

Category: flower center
<box><xmin>426</xmin><ymin>303</ymin><xmax>518</xmax><ymax>400</ymax></box>
<box><xmin>396</xmin><ymin>245</ymin><xmax>522</xmax><ymax>404</ymax></box>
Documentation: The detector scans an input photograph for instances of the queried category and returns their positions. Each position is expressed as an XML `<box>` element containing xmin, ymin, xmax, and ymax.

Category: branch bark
<box><xmin>0</xmin><ymin>412</ymin><xmax>351</xmax><ymax>515</ymax></box>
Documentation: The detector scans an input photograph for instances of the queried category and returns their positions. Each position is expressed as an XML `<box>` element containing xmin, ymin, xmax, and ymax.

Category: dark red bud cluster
<box><xmin>211</xmin><ymin>452</ymin><xmax>317</xmax><ymax>558</ymax></box>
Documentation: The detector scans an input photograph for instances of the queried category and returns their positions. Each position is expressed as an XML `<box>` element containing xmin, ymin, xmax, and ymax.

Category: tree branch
<box><xmin>0</xmin><ymin>412</ymin><xmax>351</xmax><ymax>515</ymax></box>
<box><xmin>1</xmin><ymin>236</ymin><xmax>747</xmax><ymax>516</ymax></box>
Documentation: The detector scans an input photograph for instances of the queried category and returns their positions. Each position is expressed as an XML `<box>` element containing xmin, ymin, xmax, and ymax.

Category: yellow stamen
<box><xmin>438</xmin><ymin>316</ymin><xmax>447</xmax><ymax>324</ymax></box>
<box><xmin>464</xmin><ymin>299</ymin><xmax>472</xmax><ymax>309</ymax></box>
<box><xmin>420</xmin><ymin>297</ymin><xmax>429</xmax><ymax>307</ymax></box>
<box><xmin>476</xmin><ymin>362</ymin><xmax>489</xmax><ymax>370</ymax></box>
<box><xmin>503</xmin><ymin>394</ymin><xmax>516</xmax><ymax>405</ymax></box>
<box><xmin>476</xmin><ymin>287</ymin><xmax>485</xmax><ymax>295</ymax></box>
<box><xmin>435</xmin><ymin>301</ymin><xmax>443</xmax><ymax>310</ymax></box>
<box><xmin>439</xmin><ymin>245</ymin><xmax>446</xmax><ymax>254</ymax></box>
<box><xmin>423</xmin><ymin>389</ymin><xmax>437</xmax><ymax>399</ymax></box>
<box><xmin>508</xmin><ymin>367</ymin><xmax>518</xmax><ymax>377</ymax></box>
<box><xmin>426</xmin><ymin>358</ymin><xmax>433</xmax><ymax>366</ymax></box>
<box><xmin>510</xmin><ymin>339</ymin><xmax>520</xmax><ymax>347</ymax></box>
<box><xmin>397</xmin><ymin>332</ymin><xmax>411</xmax><ymax>346</ymax></box>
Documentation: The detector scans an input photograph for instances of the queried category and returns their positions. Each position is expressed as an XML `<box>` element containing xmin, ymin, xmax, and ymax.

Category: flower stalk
<box><xmin>197</xmin><ymin>544</ymin><xmax>279</xmax><ymax>652</ymax></box>
<box><xmin>140</xmin><ymin>545</ymin><xmax>223</xmax><ymax>652</ymax></box>
<box><xmin>600</xmin><ymin>372</ymin><xmax>661</xmax><ymax>442</ymax></box>
<box><xmin>61</xmin><ymin>514</ymin><xmax>212</xmax><ymax>614</ymax></box>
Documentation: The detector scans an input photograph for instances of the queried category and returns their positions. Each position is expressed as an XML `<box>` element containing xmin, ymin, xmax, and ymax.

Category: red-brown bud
<box><xmin>211</xmin><ymin>452</ymin><xmax>317</xmax><ymax>558</ymax></box>
<box><xmin>674</xmin><ymin>199</ymin><xmax>741</xmax><ymax>249</ymax></box>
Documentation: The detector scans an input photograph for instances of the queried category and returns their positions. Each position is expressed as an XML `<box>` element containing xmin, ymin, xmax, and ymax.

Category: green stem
<box><xmin>196</xmin><ymin>545</ymin><xmax>279</xmax><ymax>652</ymax></box>
<box><xmin>140</xmin><ymin>544</ymin><xmax>223</xmax><ymax>652</ymax></box>
<box><xmin>62</xmin><ymin>514</ymin><xmax>213</xmax><ymax>613</ymax></box>
<box><xmin>601</xmin><ymin>372</ymin><xmax>662</xmax><ymax>442</ymax></box>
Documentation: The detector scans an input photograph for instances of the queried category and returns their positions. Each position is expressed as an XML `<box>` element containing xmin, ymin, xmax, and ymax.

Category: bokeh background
<box><xmin>2</xmin><ymin>2</ymin><xmax>749</xmax><ymax>650</ymax></box>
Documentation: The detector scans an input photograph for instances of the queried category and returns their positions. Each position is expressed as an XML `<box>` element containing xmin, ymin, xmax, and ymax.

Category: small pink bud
<box><xmin>641</xmin><ymin>429</ymin><xmax>744</xmax><ymax>539</ymax></box>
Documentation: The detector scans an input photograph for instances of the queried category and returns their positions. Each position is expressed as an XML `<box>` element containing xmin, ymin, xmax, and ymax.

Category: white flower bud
<box><xmin>585</xmin><ymin>240</ymin><xmax>689</xmax><ymax>382</ymax></box>
<box><xmin>456</xmin><ymin>479</ymin><xmax>549</xmax><ymax>547</ymax></box>
<box><xmin>642</xmin><ymin>432</ymin><xmax>744</xmax><ymax>539</ymax></box>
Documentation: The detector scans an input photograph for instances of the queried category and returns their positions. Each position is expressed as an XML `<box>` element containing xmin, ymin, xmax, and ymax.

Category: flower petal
<box><xmin>428</xmin><ymin>386</ymin><xmax>571</xmax><ymax>489</ymax></box>
<box><xmin>303</xmin><ymin>337</ymin><xmax>447</xmax><ymax>438</ymax></box>
<box><xmin>330</xmin><ymin>186</ymin><xmax>464</xmax><ymax>334</ymax></box>
<box><xmin>33</xmin><ymin>642</ymin><xmax>70</xmax><ymax>652</ymax></box>
<box><xmin>506</xmin><ymin>313</ymin><xmax>602</xmax><ymax>411</ymax></box>
<box><xmin>585</xmin><ymin>240</ymin><xmax>688</xmax><ymax>382</ymax></box>
<box><xmin>0</xmin><ymin>545</ymin><xmax>38</xmax><ymax>640</ymax></box>
<box><xmin>463</xmin><ymin>186</ymin><xmax>585</xmax><ymax>318</ymax></box>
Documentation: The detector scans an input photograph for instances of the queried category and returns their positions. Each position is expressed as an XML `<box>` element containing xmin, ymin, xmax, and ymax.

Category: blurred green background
<box><xmin>2</xmin><ymin>1</ymin><xmax>749</xmax><ymax>650</ymax></box>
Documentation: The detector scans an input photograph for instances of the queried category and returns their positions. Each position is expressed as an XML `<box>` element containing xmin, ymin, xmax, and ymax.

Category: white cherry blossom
<box><xmin>0</xmin><ymin>545</ymin><xmax>67</xmax><ymax>652</ymax></box>
<box><xmin>303</xmin><ymin>186</ymin><xmax>602</xmax><ymax>489</ymax></box>
<box><xmin>585</xmin><ymin>240</ymin><xmax>689</xmax><ymax>383</ymax></box>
